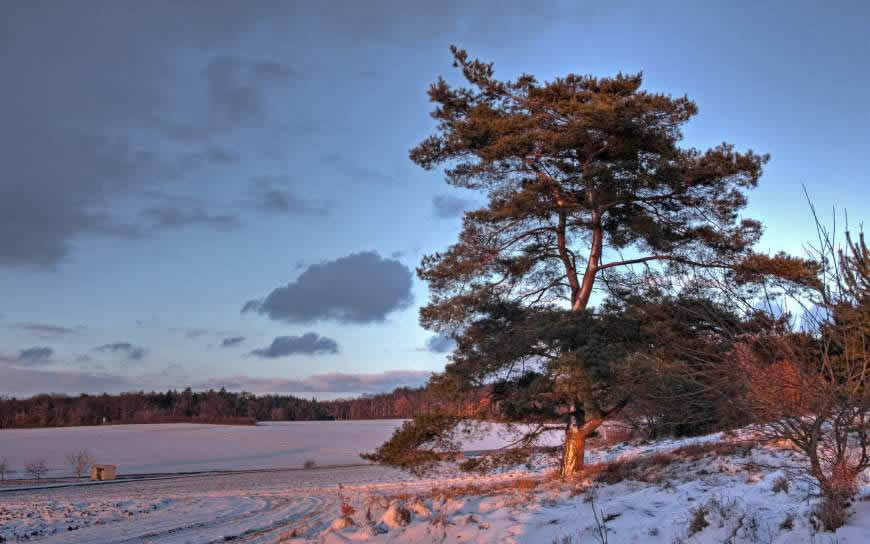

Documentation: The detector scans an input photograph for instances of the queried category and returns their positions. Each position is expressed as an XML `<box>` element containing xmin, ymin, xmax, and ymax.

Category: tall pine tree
<box><xmin>372</xmin><ymin>47</ymin><xmax>769</xmax><ymax>476</ymax></box>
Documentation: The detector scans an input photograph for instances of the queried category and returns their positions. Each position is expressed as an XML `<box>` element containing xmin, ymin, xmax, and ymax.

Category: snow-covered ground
<box><xmin>2</xmin><ymin>423</ymin><xmax>869</xmax><ymax>543</ymax></box>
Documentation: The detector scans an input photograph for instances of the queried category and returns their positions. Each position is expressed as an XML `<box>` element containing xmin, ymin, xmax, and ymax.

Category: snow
<box><xmin>2</xmin><ymin>421</ymin><xmax>870</xmax><ymax>542</ymax></box>
<box><xmin>0</xmin><ymin>420</ymin><xmax>561</xmax><ymax>480</ymax></box>
<box><xmin>0</xmin><ymin>421</ymin><xmax>408</xmax><ymax>479</ymax></box>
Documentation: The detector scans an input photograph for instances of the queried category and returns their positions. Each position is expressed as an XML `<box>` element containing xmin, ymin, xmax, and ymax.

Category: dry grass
<box><xmin>430</xmin><ymin>477</ymin><xmax>543</xmax><ymax>500</ymax></box>
<box><xmin>771</xmin><ymin>475</ymin><xmax>790</xmax><ymax>494</ymax></box>
<box><xmin>688</xmin><ymin>503</ymin><xmax>710</xmax><ymax>535</ymax></box>
<box><xmin>670</xmin><ymin>440</ymin><xmax>756</xmax><ymax>459</ymax></box>
<box><xmin>580</xmin><ymin>440</ymin><xmax>760</xmax><ymax>486</ymax></box>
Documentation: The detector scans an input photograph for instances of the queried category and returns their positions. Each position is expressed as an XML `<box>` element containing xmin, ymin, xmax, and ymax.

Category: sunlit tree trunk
<box><xmin>558</xmin><ymin>213</ymin><xmax>606</xmax><ymax>477</ymax></box>
<box><xmin>560</xmin><ymin>416</ymin><xmax>605</xmax><ymax>477</ymax></box>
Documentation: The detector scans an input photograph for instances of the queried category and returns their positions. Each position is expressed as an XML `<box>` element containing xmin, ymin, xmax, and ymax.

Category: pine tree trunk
<box><xmin>559</xmin><ymin>417</ymin><xmax>604</xmax><ymax>477</ymax></box>
<box><xmin>559</xmin><ymin>423</ymin><xmax>586</xmax><ymax>477</ymax></box>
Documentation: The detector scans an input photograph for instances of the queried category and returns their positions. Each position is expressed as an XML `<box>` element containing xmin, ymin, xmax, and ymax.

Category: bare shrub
<box><xmin>779</xmin><ymin>512</ymin><xmax>795</xmax><ymax>531</ymax></box>
<box><xmin>25</xmin><ymin>458</ymin><xmax>48</xmax><ymax>480</ymax></box>
<box><xmin>771</xmin><ymin>475</ymin><xmax>790</xmax><ymax>494</ymax></box>
<box><xmin>587</xmin><ymin>494</ymin><xmax>610</xmax><ymax>544</ymax></box>
<box><xmin>706</xmin><ymin>496</ymin><xmax>739</xmax><ymax>522</ymax></box>
<box><xmin>677</xmin><ymin>216</ymin><xmax>870</xmax><ymax>518</ymax></box>
<box><xmin>340</xmin><ymin>502</ymin><xmax>356</xmax><ymax>518</ymax></box>
<box><xmin>336</xmin><ymin>483</ymin><xmax>355</xmax><ymax>526</ymax></box>
<box><xmin>0</xmin><ymin>456</ymin><xmax>10</xmax><ymax>481</ymax></box>
<box><xmin>688</xmin><ymin>503</ymin><xmax>709</xmax><ymax>535</ymax></box>
<box><xmin>66</xmin><ymin>450</ymin><xmax>92</xmax><ymax>479</ymax></box>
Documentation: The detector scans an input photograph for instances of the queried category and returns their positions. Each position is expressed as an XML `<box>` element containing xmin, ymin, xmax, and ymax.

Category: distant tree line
<box><xmin>0</xmin><ymin>386</ymin><xmax>492</xmax><ymax>429</ymax></box>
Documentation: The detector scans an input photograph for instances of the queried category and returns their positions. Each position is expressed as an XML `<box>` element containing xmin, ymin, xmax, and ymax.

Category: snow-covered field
<box><xmin>0</xmin><ymin>421</ymin><xmax>408</xmax><ymax>479</ymax></box>
<box><xmin>2</xmin><ymin>422</ymin><xmax>870</xmax><ymax>543</ymax></box>
<box><xmin>0</xmin><ymin>421</ymin><xmax>559</xmax><ymax>479</ymax></box>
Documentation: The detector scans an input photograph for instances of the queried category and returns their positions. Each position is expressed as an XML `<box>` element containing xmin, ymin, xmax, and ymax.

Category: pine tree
<box><xmin>371</xmin><ymin>47</ymin><xmax>769</xmax><ymax>477</ymax></box>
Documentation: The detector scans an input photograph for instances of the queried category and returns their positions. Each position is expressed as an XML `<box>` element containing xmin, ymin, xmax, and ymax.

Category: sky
<box><xmin>1</xmin><ymin>1</ymin><xmax>868</xmax><ymax>398</ymax></box>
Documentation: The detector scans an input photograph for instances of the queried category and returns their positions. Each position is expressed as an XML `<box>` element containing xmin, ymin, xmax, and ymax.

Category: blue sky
<box><xmin>1</xmin><ymin>1</ymin><xmax>867</xmax><ymax>397</ymax></box>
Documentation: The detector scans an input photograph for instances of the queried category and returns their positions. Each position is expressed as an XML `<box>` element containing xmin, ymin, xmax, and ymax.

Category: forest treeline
<box><xmin>0</xmin><ymin>386</ymin><xmax>492</xmax><ymax>429</ymax></box>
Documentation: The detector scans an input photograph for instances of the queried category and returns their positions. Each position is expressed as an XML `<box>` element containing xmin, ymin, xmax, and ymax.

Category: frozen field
<box><xmin>0</xmin><ymin>421</ymin><xmax>407</xmax><ymax>479</ymax></box>
<box><xmin>0</xmin><ymin>420</ymin><xmax>562</xmax><ymax>480</ymax></box>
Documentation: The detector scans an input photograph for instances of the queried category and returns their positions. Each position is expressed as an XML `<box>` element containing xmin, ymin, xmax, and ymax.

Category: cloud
<box><xmin>141</xmin><ymin>207</ymin><xmax>241</xmax><ymax>232</ymax></box>
<box><xmin>257</xmin><ymin>189</ymin><xmax>328</xmax><ymax>215</ymax></box>
<box><xmin>247</xmin><ymin>176</ymin><xmax>329</xmax><ymax>216</ymax></box>
<box><xmin>194</xmin><ymin>370</ymin><xmax>432</xmax><ymax>394</ymax></box>
<box><xmin>221</xmin><ymin>336</ymin><xmax>246</xmax><ymax>347</ymax></box>
<box><xmin>433</xmin><ymin>195</ymin><xmax>475</xmax><ymax>218</ymax></box>
<box><xmin>0</xmin><ymin>2</ymin><xmax>563</xmax><ymax>268</ymax></box>
<box><xmin>243</xmin><ymin>251</ymin><xmax>413</xmax><ymax>324</ymax></box>
<box><xmin>157</xmin><ymin>57</ymin><xmax>296</xmax><ymax>142</ymax></box>
<box><xmin>9</xmin><ymin>323</ymin><xmax>81</xmax><ymax>337</ymax></box>
<box><xmin>170</xmin><ymin>327</ymin><xmax>239</xmax><ymax>340</ymax></box>
<box><xmin>249</xmin><ymin>333</ymin><xmax>339</xmax><ymax>358</ymax></box>
<box><xmin>0</xmin><ymin>4</ymin><xmax>295</xmax><ymax>268</ymax></box>
<box><xmin>180</xmin><ymin>328</ymin><xmax>210</xmax><ymax>339</ymax></box>
<box><xmin>95</xmin><ymin>342</ymin><xmax>147</xmax><ymax>361</ymax></box>
<box><xmin>322</xmin><ymin>153</ymin><xmax>392</xmax><ymax>183</ymax></box>
<box><xmin>423</xmin><ymin>334</ymin><xmax>456</xmax><ymax>353</ymax></box>
<box><xmin>15</xmin><ymin>346</ymin><xmax>54</xmax><ymax>365</ymax></box>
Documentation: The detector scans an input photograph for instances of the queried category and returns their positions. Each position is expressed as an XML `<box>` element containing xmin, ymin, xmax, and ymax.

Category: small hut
<box><xmin>90</xmin><ymin>464</ymin><xmax>117</xmax><ymax>481</ymax></box>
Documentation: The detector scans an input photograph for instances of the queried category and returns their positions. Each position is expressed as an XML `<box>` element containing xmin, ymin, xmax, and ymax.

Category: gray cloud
<box><xmin>221</xmin><ymin>336</ymin><xmax>246</xmax><ymax>347</ymax></box>
<box><xmin>142</xmin><ymin>207</ymin><xmax>241</xmax><ymax>232</ymax></box>
<box><xmin>0</xmin><ymin>4</ymin><xmax>295</xmax><ymax>268</ymax></box>
<box><xmin>424</xmin><ymin>334</ymin><xmax>456</xmax><ymax>353</ymax></box>
<box><xmin>9</xmin><ymin>323</ymin><xmax>81</xmax><ymax>337</ymax></box>
<box><xmin>322</xmin><ymin>153</ymin><xmax>393</xmax><ymax>183</ymax></box>
<box><xmin>0</xmin><ymin>2</ymin><xmax>561</xmax><ymax>268</ymax></box>
<box><xmin>95</xmin><ymin>342</ymin><xmax>147</xmax><ymax>361</ymax></box>
<box><xmin>258</xmin><ymin>189</ymin><xmax>328</xmax><ymax>215</ymax></box>
<box><xmin>247</xmin><ymin>177</ymin><xmax>330</xmax><ymax>216</ymax></box>
<box><xmin>157</xmin><ymin>57</ymin><xmax>296</xmax><ymax>142</ymax></box>
<box><xmin>243</xmin><ymin>251</ymin><xmax>413</xmax><ymax>324</ymax></box>
<box><xmin>15</xmin><ymin>346</ymin><xmax>55</xmax><ymax>365</ymax></box>
<box><xmin>250</xmin><ymin>333</ymin><xmax>339</xmax><ymax>358</ymax></box>
<box><xmin>433</xmin><ymin>195</ymin><xmax>475</xmax><ymax>219</ymax></box>
<box><xmin>170</xmin><ymin>327</ymin><xmax>238</xmax><ymax>340</ymax></box>
<box><xmin>180</xmin><ymin>328</ymin><xmax>210</xmax><ymax>339</ymax></box>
